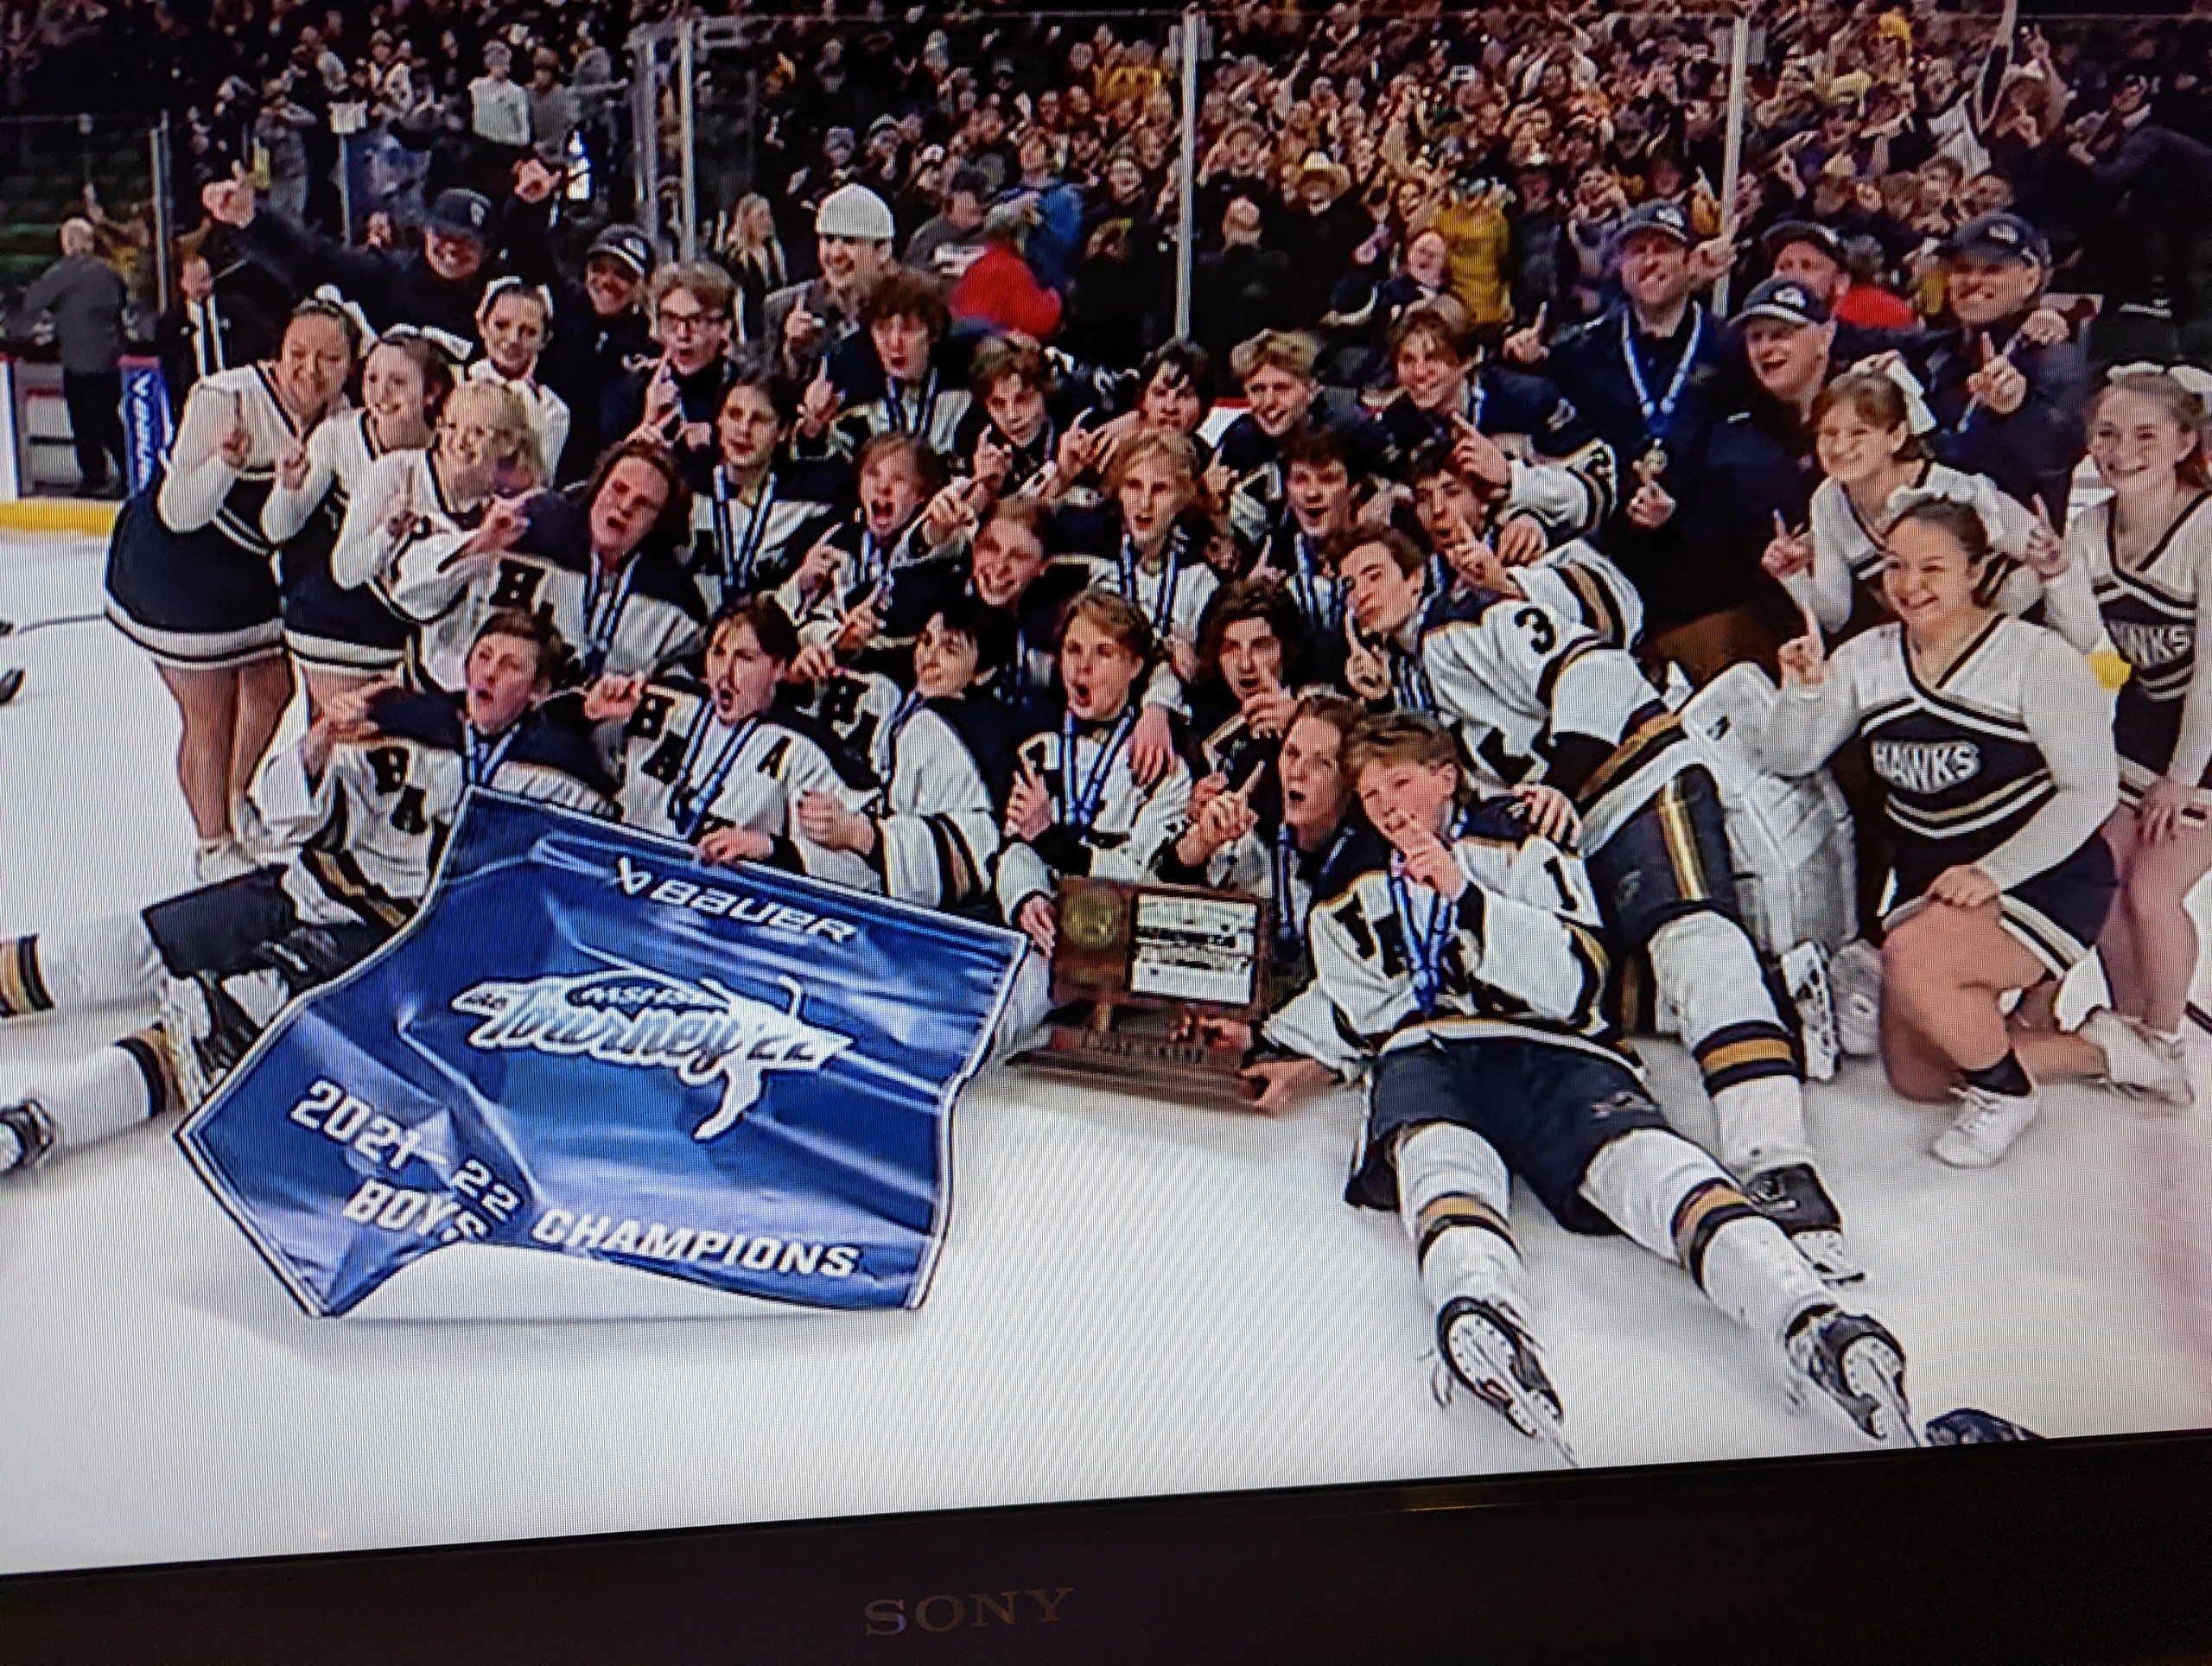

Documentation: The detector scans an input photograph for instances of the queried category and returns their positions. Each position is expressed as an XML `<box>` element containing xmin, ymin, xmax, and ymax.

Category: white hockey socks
<box><xmin>1395</xmin><ymin>1122</ymin><xmax>1526</xmax><ymax>1322</ymax></box>
<box><xmin>1580</xmin><ymin>1129</ymin><xmax>1827</xmax><ymax>1345</ymax></box>
<box><xmin>1648</xmin><ymin>911</ymin><xmax>1812</xmax><ymax>1172</ymax></box>
<box><xmin>10</xmin><ymin>1032</ymin><xmax>179</xmax><ymax>1155</ymax></box>
<box><xmin>0</xmin><ymin>916</ymin><xmax>164</xmax><ymax>1017</ymax></box>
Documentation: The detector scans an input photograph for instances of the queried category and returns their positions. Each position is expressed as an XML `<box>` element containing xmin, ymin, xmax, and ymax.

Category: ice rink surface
<box><xmin>3</xmin><ymin>526</ymin><xmax>2210</xmax><ymax>1577</ymax></box>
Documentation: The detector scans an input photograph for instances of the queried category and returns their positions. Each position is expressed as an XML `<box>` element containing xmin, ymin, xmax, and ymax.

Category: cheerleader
<box><xmin>105</xmin><ymin>296</ymin><xmax>359</xmax><ymax>881</ymax></box>
<box><xmin>1764</xmin><ymin>361</ymin><xmax>2093</xmax><ymax>645</ymax></box>
<box><xmin>2069</xmin><ymin>367</ymin><xmax>2212</xmax><ymax>1086</ymax></box>
<box><xmin>261</xmin><ymin>330</ymin><xmax>452</xmax><ymax>714</ymax></box>
<box><xmin>1764</xmin><ymin>496</ymin><xmax>2187</xmax><ymax>1172</ymax></box>
<box><xmin>464</xmin><ymin>277</ymin><xmax>570</xmax><ymax>483</ymax></box>
<box><xmin>331</xmin><ymin>381</ymin><xmax>537</xmax><ymax>689</ymax></box>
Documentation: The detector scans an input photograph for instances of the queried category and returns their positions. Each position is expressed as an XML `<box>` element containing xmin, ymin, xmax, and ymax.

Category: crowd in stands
<box><xmin>2</xmin><ymin>0</ymin><xmax>2210</xmax><ymax>1453</ymax></box>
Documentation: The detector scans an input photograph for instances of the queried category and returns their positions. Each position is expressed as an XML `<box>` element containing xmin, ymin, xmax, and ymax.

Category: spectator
<box><xmin>950</xmin><ymin>201</ymin><xmax>1065</xmax><ymax>341</ymax></box>
<box><xmin>469</xmin><ymin>42</ymin><xmax>531</xmax><ymax>155</ymax></box>
<box><xmin>1193</xmin><ymin>195</ymin><xmax>1295</xmax><ymax>368</ymax></box>
<box><xmin>906</xmin><ymin>166</ymin><xmax>995</xmax><ymax>284</ymax></box>
<box><xmin>17</xmin><ymin>217</ymin><xmax>128</xmax><ymax>498</ymax></box>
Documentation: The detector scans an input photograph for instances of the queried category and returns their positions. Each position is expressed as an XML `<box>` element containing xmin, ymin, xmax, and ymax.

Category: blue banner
<box><xmin>120</xmin><ymin>356</ymin><xmax>171</xmax><ymax>496</ymax></box>
<box><xmin>178</xmin><ymin>793</ymin><xmax>1025</xmax><ymax>1317</ymax></box>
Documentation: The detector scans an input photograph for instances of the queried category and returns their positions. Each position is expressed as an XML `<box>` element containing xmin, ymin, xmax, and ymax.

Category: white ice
<box><xmin>3</xmin><ymin>528</ymin><xmax>2210</xmax><ymax>1578</ymax></box>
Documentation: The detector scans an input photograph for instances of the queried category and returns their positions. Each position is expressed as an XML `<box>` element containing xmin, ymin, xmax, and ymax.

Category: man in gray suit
<box><xmin>18</xmin><ymin>218</ymin><xmax>129</xmax><ymax>498</ymax></box>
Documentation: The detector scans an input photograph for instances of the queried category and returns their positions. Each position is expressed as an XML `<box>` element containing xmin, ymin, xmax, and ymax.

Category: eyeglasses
<box><xmin>658</xmin><ymin>308</ymin><xmax>719</xmax><ymax>334</ymax></box>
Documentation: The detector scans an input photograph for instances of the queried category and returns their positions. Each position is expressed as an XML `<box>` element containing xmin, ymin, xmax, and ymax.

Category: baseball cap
<box><xmin>1762</xmin><ymin>219</ymin><xmax>1844</xmax><ymax>264</ymax></box>
<box><xmin>1733</xmin><ymin>276</ymin><xmax>1833</xmax><ymax>329</ymax></box>
<box><xmin>588</xmin><ymin>224</ymin><xmax>656</xmax><ymax>281</ymax></box>
<box><xmin>1618</xmin><ymin>199</ymin><xmax>1694</xmax><ymax>248</ymax></box>
<box><xmin>1943</xmin><ymin>211</ymin><xmax>2050</xmax><ymax>269</ymax></box>
<box><xmin>425</xmin><ymin>188</ymin><xmax>493</xmax><ymax>244</ymax></box>
<box><xmin>816</xmin><ymin>183</ymin><xmax>897</xmax><ymax>243</ymax></box>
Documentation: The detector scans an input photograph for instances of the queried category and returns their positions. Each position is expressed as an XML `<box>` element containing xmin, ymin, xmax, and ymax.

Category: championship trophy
<box><xmin>1014</xmin><ymin>877</ymin><xmax>1272</xmax><ymax>1106</ymax></box>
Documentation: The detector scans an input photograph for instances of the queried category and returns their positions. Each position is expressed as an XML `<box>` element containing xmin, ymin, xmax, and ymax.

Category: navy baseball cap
<box><xmin>426</xmin><ymin>188</ymin><xmax>494</xmax><ymax>244</ymax></box>
<box><xmin>1618</xmin><ymin>199</ymin><xmax>1694</xmax><ymax>247</ymax></box>
<box><xmin>1733</xmin><ymin>276</ymin><xmax>1832</xmax><ymax>329</ymax></box>
<box><xmin>1943</xmin><ymin>211</ymin><xmax>2050</xmax><ymax>269</ymax></box>
<box><xmin>1761</xmin><ymin>219</ymin><xmax>1844</xmax><ymax>264</ymax></box>
<box><xmin>588</xmin><ymin>224</ymin><xmax>657</xmax><ymax>280</ymax></box>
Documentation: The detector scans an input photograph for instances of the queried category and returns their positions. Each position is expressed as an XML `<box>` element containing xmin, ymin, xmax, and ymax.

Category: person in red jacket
<box><xmin>950</xmin><ymin>200</ymin><xmax>1064</xmax><ymax>341</ymax></box>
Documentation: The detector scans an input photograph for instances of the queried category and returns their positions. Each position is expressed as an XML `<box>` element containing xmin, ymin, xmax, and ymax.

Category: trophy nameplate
<box><xmin>1014</xmin><ymin>878</ymin><xmax>1271</xmax><ymax>1106</ymax></box>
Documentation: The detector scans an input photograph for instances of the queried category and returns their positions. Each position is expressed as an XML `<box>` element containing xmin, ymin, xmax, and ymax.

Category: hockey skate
<box><xmin>1784</xmin><ymin>1305</ymin><xmax>1917</xmax><ymax>1449</ymax></box>
<box><xmin>1827</xmin><ymin>938</ymin><xmax>1883</xmax><ymax>1059</ymax></box>
<box><xmin>1433</xmin><ymin>1295</ymin><xmax>1577</xmax><ymax>1466</ymax></box>
<box><xmin>0</xmin><ymin>1100</ymin><xmax>53</xmax><ymax>1174</ymax></box>
<box><xmin>156</xmin><ymin>974</ymin><xmax>260</xmax><ymax>1111</ymax></box>
<box><xmin>1780</xmin><ymin>943</ymin><xmax>1840</xmax><ymax>1083</ymax></box>
<box><xmin>1932</xmin><ymin>1083</ymin><xmax>2040</xmax><ymax>1168</ymax></box>
<box><xmin>1745</xmin><ymin>1162</ymin><xmax>1862</xmax><ymax>1285</ymax></box>
<box><xmin>2080</xmin><ymin>1009</ymin><xmax>2195</xmax><ymax>1109</ymax></box>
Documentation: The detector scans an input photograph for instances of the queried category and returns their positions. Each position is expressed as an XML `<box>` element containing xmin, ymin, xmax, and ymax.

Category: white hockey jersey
<box><xmin>995</xmin><ymin>710</ymin><xmax>1194</xmax><ymax>919</ymax></box>
<box><xmin>253</xmin><ymin>690</ymin><xmax>614</xmax><ymax>932</ymax></box>
<box><xmin>614</xmin><ymin>683</ymin><xmax>881</xmax><ymax>892</ymax></box>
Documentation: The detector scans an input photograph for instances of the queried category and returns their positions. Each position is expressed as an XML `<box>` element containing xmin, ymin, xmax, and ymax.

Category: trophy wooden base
<box><xmin>1013</xmin><ymin>1005</ymin><xmax>1260</xmax><ymax>1108</ymax></box>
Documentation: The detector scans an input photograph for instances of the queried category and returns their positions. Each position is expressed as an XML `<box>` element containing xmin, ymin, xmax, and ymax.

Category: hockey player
<box><xmin>588</xmin><ymin>596</ymin><xmax>879</xmax><ymax>889</ymax></box>
<box><xmin>1337</xmin><ymin>526</ymin><xmax>1859</xmax><ymax>1281</ymax></box>
<box><xmin>1378</xmin><ymin>296</ymin><xmax>1613</xmax><ymax>548</ymax></box>
<box><xmin>791</xmin><ymin>598</ymin><xmax>1014</xmax><ymax>910</ymax></box>
<box><xmin>825</xmin><ymin>267</ymin><xmax>971</xmax><ymax>462</ymax></box>
<box><xmin>383</xmin><ymin>433</ymin><xmax>704</xmax><ymax>692</ymax></box>
<box><xmin>1185</xmin><ymin>577</ymin><xmax>1315</xmax><ymax>786</ymax></box>
<box><xmin>105</xmin><ymin>296</ymin><xmax>359</xmax><ymax>881</ymax></box>
<box><xmin>2069</xmin><ymin>368</ymin><xmax>2212</xmax><ymax>1087</ymax></box>
<box><xmin>464</xmin><ymin>277</ymin><xmax>569</xmax><ymax>482</ymax></box>
<box><xmin>0</xmin><ymin>609</ymin><xmax>613</xmax><ymax>1173</ymax></box>
<box><xmin>996</xmin><ymin>589</ymin><xmax>1196</xmax><ymax>961</ymax></box>
<box><xmin>1247</xmin><ymin>425</ymin><xmax>1359</xmax><ymax>658</ymax></box>
<box><xmin>263</xmin><ymin>329</ymin><xmax>453</xmax><ymax>711</ymax></box>
<box><xmin>688</xmin><ymin>356</ymin><xmax>843</xmax><ymax>613</ymax></box>
<box><xmin>773</xmin><ymin>433</ymin><xmax>950</xmax><ymax>671</ymax></box>
<box><xmin>1764</xmin><ymin>495</ymin><xmax>2189</xmax><ymax>1168</ymax></box>
<box><xmin>1276</xmin><ymin>712</ymin><xmax>1916</xmax><ymax>1459</ymax></box>
<box><xmin>1215</xmin><ymin>329</ymin><xmax>1389</xmax><ymax>547</ymax></box>
<box><xmin>1406</xmin><ymin>442</ymin><xmax>1643</xmax><ymax>650</ymax></box>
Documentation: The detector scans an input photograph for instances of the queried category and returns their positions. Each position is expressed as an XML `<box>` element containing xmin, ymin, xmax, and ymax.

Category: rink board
<box><xmin>3</xmin><ymin>529</ymin><xmax>2210</xmax><ymax>1579</ymax></box>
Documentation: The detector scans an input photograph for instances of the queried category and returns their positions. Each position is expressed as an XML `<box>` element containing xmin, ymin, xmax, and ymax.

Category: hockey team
<box><xmin>5</xmin><ymin>170</ymin><xmax>2209</xmax><ymax>1466</ymax></box>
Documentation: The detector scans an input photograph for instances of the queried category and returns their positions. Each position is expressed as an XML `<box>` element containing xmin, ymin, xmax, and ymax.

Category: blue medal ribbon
<box><xmin>1121</xmin><ymin>529</ymin><xmax>1185</xmax><ymax>637</ymax></box>
<box><xmin>1620</xmin><ymin>303</ymin><xmax>1703</xmax><ymax>448</ymax></box>
<box><xmin>582</xmin><ymin>556</ymin><xmax>641</xmax><ymax>678</ymax></box>
<box><xmin>667</xmin><ymin>711</ymin><xmax>756</xmax><ymax>840</ymax></box>
<box><xmin>461</xmin><ymin>721</ymin><xmax>522</xmax><ymax>791</ymax></box>
<box><xmin>1061</xmin><ymin>706</ymin><xmax>1138</xmax><ymax>836</ymax></box>
<box><xmin>711</xmin><ymin>467</ymin><xmax>778</xmax><ymax>594</ymax></box>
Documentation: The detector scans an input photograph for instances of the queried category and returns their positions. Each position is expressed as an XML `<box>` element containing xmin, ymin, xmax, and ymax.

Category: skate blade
<box><xmin>1444</xmin><ymin>1319</ymin><xmax>1578</xmax><ymax>1467</ymax></box>
<box><xmin>1840</xmin><ymin>1338</ymin><xmax>1919</xmax><ymax>1449</ymax></box>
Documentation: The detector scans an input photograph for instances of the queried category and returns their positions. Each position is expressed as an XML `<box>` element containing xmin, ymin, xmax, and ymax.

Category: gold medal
<box><xmin>1636</xmin><ymin>444</ymin><xmax>1669</xmax><ymax>486</ymax></box>
<box><xmin>1062</xmin><ymin>886</ymin><xmax>1125</xmax><ymax>951</ymax></box>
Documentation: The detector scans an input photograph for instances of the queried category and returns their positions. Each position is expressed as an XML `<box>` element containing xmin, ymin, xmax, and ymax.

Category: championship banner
<box><xmin>178</xmin><ymin>793</ymin><xmax>1025</xmax><ymax>1318</ymax></box>
<box><xmin>119</xmin><ymin>356</ymin><xmax>172</xmax><ymax>496</ymax></box>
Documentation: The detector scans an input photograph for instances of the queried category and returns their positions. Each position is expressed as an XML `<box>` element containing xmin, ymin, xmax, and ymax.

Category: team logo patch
<box><xmin>451</xmin><ymin>967</ymin><xmax>855</xmax><ymax>1141</ymax></box>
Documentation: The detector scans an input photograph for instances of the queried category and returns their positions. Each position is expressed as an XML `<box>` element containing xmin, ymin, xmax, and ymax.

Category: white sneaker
<box><xmin>191</xmin><ymin>838</ymin><xmax>255</xmax><ymax>885</ymax></box>
<box><xmin>1829</xmin><ymin>938</ymin><xmax>1883</xmax><ymax>1059</ymax></box>
<box><xmin>2081</xmin><ymin>1008</ymin><xmax>2196</xmax><ymax>1108</ymax></box>
<box><xmin>1932</xmin><ymin>1083</ymin><xmax>2040</xmax><ymax>1168</ymax></box>
<box><xmin>1782</xmin><ymin>942</ymin><xmax>1840</xmax><ymax>1082</ymax></box>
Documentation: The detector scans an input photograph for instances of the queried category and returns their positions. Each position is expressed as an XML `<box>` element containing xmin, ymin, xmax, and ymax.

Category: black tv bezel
<box><xmin>5</xmin><ymin>1427</ymin><xmax>2212</xmax><ymax>1663</ymax></box>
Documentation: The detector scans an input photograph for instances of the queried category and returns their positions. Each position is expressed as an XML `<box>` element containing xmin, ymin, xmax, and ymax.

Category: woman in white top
<box><xmin>1764</xmin><ymin>362</ymin><xmax>2082</xmax><ymax>642</ymax></box>
<box><xmin>330</xmin><ymin>381</ymin><xmax>540</xmax><ymax>688</ymax></box>
<box><xmin>1764</xmin><ymin>496</ymin><xmax>2181</xmax><ymax>1171</ymax></box>
<box><xmin>105</xmin><ymin>297</ymin><xmax>358</xmax><ymax>881</ymax></box>
<box><xmin>2069</xmin><ymin>367</ymin><xmax>2212</xmax><ymax>1080</ymax></box>
<box><xmin>464</xmin><ymin>279</ymin><xmax>569</xmax><ymax>482</ymax></box>
<box><xmin>262</xmin><ymin>331</ymin><xmax>452</xmax><ymax>713</ymax></box>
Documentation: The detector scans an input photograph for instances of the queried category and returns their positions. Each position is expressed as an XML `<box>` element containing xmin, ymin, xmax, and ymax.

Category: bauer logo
<box><xmin>450</xmin><ymin>967</ymin><xmax>855</xmax><ymax>1141</ymax></box>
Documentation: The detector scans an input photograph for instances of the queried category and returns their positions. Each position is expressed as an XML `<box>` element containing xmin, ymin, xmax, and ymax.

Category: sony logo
<box><xmin>862</xmin><ymin>1587</ymin><xmax>1072</xmax><ymax>1637</ymax></box>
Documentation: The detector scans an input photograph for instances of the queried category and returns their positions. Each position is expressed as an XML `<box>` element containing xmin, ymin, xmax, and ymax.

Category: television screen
<box><xmin>1</xmin><ymin>0</ymin><xmax>2208</xmax><ymax>1611</ymax></box>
